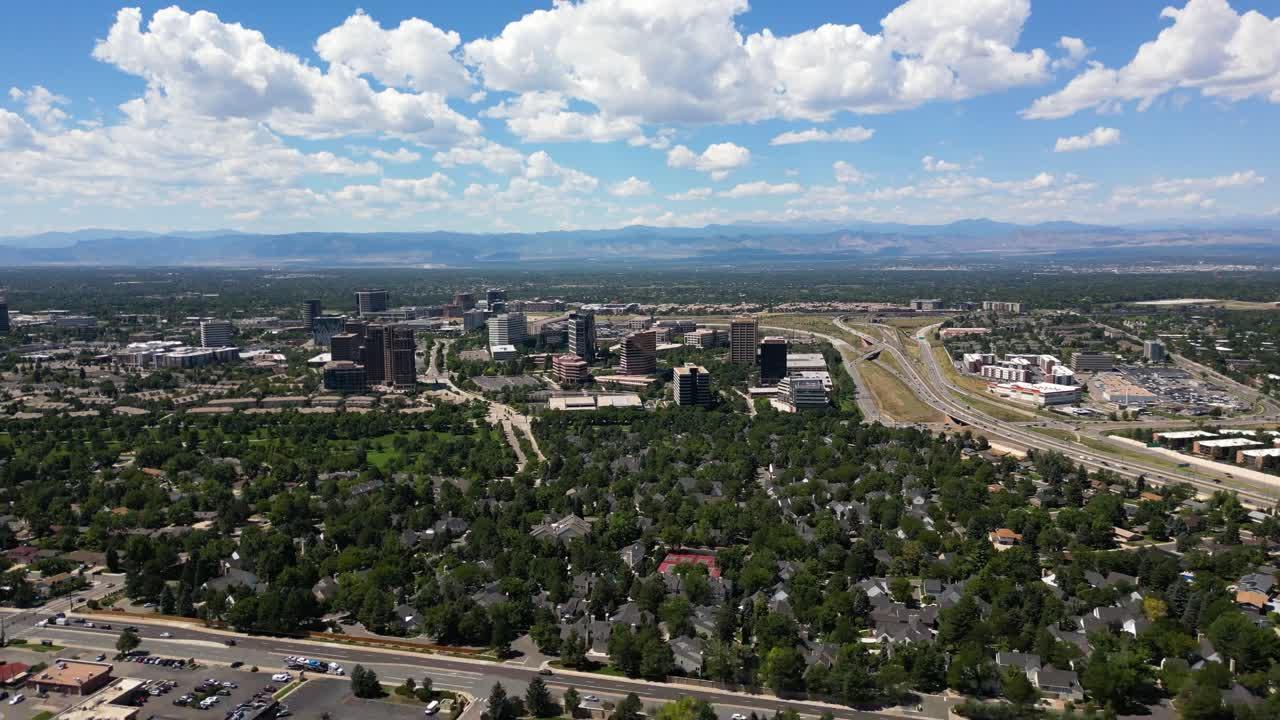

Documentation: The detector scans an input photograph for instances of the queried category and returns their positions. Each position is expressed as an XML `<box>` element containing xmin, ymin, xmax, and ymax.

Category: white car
<box><xmin>9</xmin><ymin>694</ymin><xmax>24</xmax><ymax>705</ymax></box>
<box><xmin>159</xmin><ymin>632</ymin><xmax>173</xmax><ymax>638</ymax></box>
<box><xmin>732</xmin><ymin>715</ymin><xmax>747</xmax><ymax>720</ymax></box>
<box><xmin>272</xmin><ymin>673</ymin><xmax>292</xmax><ymax>682</ymax></box>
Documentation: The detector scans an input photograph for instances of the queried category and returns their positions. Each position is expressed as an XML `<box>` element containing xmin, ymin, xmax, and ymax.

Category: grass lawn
<box><xmin>759</xmin><ymin>314</ymin><xmax>863</xmax><ymax>347</ymax></box>
<box><xmin>859</xmin><ymin>360</ymin><xmax>947</xmax><ymax>424</ymax></box>
<box><xmin>32</xmin><ymin>712</ymin><xmax>55</xmax><ymax>720</ymax></box>
<box><xmin>274</xmin><ymin>679</ymin><xmax>305</xmax><ymax>701</ymax></box>
<box><xmin>24</xmin><ymin>643</ymin><xmax>66</xmax><ymax>653</ymax></box>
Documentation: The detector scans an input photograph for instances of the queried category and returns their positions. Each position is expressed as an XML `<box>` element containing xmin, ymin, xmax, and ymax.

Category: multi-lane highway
<box><xmin>828</xmin><ymin>316</ymin><xmax>1280</xmax><ymax>506</ymax></box>
<box><xmin>13</xmin><ymin>617</ymin><xmax>951</xmax><ymax>720</ymax></box>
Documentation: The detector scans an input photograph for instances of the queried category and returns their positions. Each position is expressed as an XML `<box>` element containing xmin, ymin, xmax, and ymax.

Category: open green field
<box><xmin>859</xmin><ymin>359</ymin><xmax>947</xmax><ymax>424</ymax></box>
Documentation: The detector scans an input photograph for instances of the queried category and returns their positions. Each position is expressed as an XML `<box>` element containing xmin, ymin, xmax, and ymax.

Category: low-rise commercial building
<box><xmin>1071</xmin><ymin>352</ymin><xmax>1116</xmax><ymax>372</ymax></box>
<box><xmin>553</xmin><ymin>354</ymin><xmax>590</xmax><ymax>385</ymax></box>
<box><xmin>683</xmin><ymin>328</ymin><xmax>719</xmax><ymax>349</ymax></box>
<box><xmin>27</xmin><ymin>658</ymin><xmax>113</xmax><ymax>696</ymax></box>
<box><xmin>323</xmin><ymin>361</ymin><xmax>368</xmax><ymax>393</ymax></box>
<box><xmin>773</xmin><ymin>374</ymin><xmax>829</xmax><ymax>411</ymax></box>
<box><xmin>988</xmin><ymin>382</ymin><xmax>1082</xmax><ymax>407</ymax></box>
<box><xmin>1192</xmin><ymin>437</ymin><xmax>1264</xmax><ymax>459</ymax></box>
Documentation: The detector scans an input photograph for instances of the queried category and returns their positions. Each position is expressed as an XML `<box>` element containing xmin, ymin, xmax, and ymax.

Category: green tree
<box><xmin>116</xmin><ymin>628</ymin><xmax>140</xmax><ymax>655</ymax></box>
<box><xmin>525</xmin><ymin>676</ymin><xmax>555</xmax><ymax>718</ymax></box>
<box><xmin>611</xmin><ymin>693</ymin><xmax>644</xmax><ymax>720</ymax></box>
<box><xmin>561</xmin><ymin>631</ymin><xmax>589</xmax><ymax>669</ymax></box>
<box><xmin>483</xmin><ymin>682</ymin><xmax>516</xmax><ymax>720</ymax></box>
<box><xmin>563</xmin><ymin>687</ymin><xmax>581</xmax><ymax>718</ymax></box>
<box><xmin>655</xmin><ymin>696</ymin><xmax>717</xmax><ymax>720</ymax></box>
<box><xmin>1001</xmin><ymin>667</ymin><xmax>1037</xmax><ymax>706</ymax></box>
<box><xmin>351</xmin><ymin>664</ymin><xmax>383</xmax><ymax>698</ymax></box>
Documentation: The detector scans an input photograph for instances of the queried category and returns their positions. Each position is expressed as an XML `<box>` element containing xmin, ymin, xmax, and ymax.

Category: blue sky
<box><xmin>0</xmin><ymin>0</ymin><xmax>1277</xmax><ymax>235</ymax></box>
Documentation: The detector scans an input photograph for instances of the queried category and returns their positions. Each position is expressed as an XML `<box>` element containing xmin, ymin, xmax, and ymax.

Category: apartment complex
<box><xmin>982</xmin><ymin>301</ymin><xmax>1026</xmax><ymax>313</ymax></box>
<box><xmin>673</xmin><ymin>363</ymin><xmax>713</xmax><ymax>407</ymax></box>
<box><xmin>729</xmin><ymin>316</ymin><xmax>758</xmax><ymax>364</ymax></box>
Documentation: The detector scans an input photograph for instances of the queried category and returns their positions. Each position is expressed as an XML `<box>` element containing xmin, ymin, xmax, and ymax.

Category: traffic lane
<box><xmin>43</xmin><ymin>624</ymin><xmax>921</xmax><ymax>720</ymax></box>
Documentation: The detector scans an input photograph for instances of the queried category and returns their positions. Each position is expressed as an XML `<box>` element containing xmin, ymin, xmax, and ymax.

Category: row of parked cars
<box><xmin>119</xmin><ymin>651</ymin><xmax>193</xmax><ymax>669</ymax></box>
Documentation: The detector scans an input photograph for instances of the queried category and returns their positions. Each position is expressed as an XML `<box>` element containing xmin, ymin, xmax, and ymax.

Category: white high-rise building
<box><xmin>199</xmin><ymin>320</ymin><xmax>234</xmax><ymax>348</ymax></box>
<box><xmin>488</xmin><ymin>312</ymin><xmax>528</xmax><ymax>346</ymax></box>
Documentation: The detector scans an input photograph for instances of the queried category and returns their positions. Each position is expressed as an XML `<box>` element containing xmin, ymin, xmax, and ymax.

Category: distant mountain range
<box><xmin>1</xmin><ymin>218</ymin><xmax>1277</xmax><ymax>267</ymax></box>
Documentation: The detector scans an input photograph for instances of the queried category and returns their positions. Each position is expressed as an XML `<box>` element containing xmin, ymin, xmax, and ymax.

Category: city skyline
<box><xmin>1</xmin><ymin>0</ymin><xmax>1278</xmax><ymax>235</ymax></box>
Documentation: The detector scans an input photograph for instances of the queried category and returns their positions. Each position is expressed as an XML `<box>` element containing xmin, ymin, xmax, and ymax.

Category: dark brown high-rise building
<box><xmin>363</xmin><ymin>324</ymin><xmax>387</xmax><ymax>386</ymax></box>
<box><xmin>759</xmin><ymin>336</ymin><xmax>788</xmax><ymax>384</ymax></box>
<box><xmin>356</xmin><ymin>289</ymin><xmax>389</xmax><ymax>315</ymax></box>
<box><xmin>0</xmin><ymin>297</ymin><xmax>9</xmax><ymax>335</ymax></box>
<box><xmin>386</xmin><ymin>326</ymin><xmax>417</xmax><ymax>388</ymax></box>
<box><xmin>344</xmin><ymin>319</ymin><xmax>367</xmax><ymax>340</ymax></box>
<box><xmin>302</xmin><ymin>299</ymin><xmax>320</xmax><ymax>331</ymax></box>
<box><xmin>330</xmin><ymin>333</ymin><xmax>362</xmax><ymax>363</ymax></box>
<box><xmin>453</xmin><ymin>292</ymin><xmax>476</xmax><ymax>311</ymax></box>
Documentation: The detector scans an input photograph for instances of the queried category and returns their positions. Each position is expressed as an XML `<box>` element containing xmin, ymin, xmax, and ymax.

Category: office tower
<box><xmin>344</xmin><ymin>319</ymin><xmax>368</xmax><ymax>339</ymax></box>
<box><xmin>386</xmin><ymin>326</ymin><xmax>417</xmax><ymax>388</ymax></box>
<box><xmin>568</xmin><ymin>311</ymin><xmax>597</xmax><ymax>361</ymax></box>
<box><xmin>463</xmin><ymin>309</ymin><xmax>487</xmax><ymax>333</ymax></box>
<box><xmin>1143</xmin><ymin>340</ymin><xmax>1167</xmax><ymax>363</ymax></box>
<box><xmin>330</xmin><ymin>333</ymin><xmax>362</xmax><ymax>362</ymax></box>
<box><xmin>0</xmin><ymin>298</ymin><xmax>8</xmax><ymax>335</ymax></box>
<box><xmin>199</xmin><ymin>320</ymin><xmax>234</xmax><ymax>348</ymax></box>
<box><xmin>364</xmin><ymin>325</ymin><xmax>387</xmax><ymax>385</ymax></box>
<box><xmin>486</xmin><ymin>288</ymin><xmax>507</xmax><ymax>306</ymax></box>
<box><xmin>619</xmin><ymin>330</ymin><xmax>657</xmax><ymax>375</ymax></box>
<box><xmin>302</xmin><ymin>299</ymin><xmax>320</xmax><ymax>330</ymax></box>
<box><xmin>311</xmin><ymin>316</ymin><xmax>346</xmax><ymax>347</ymax></box>
<box><xmin>759</xmin><ymin>336</ymin><xmax>788</xmax><ymax>384</ymax></box>
<box><xmin>323</xmin><ymin>361</ymin><xmax>368</xmax><ymax>393</ymax></box>
<box><xmin>673</xmin><ymin>364</ymin><xmax>712</xmax><ymax>407</ymax></box>
<box><xmin>553</xmin><ymin>354</ymin><xmax>590</xmax><ymax>385</ymax></box>
<box><xmin>453</xmin><ymin>291</ymin><xmax>476</xmax><ymax>311</ymax></box>
<box><xmin>729</xmin><ymin>316</ymin><xmax>758</xmax><ymax>364</ymax></box>
<box><xmin>355</xmin><ymin>289</ymin><xmax>389</xmax><ymax>315</ymax></box>
<box><xmin>488</xmin><ymin>312</ymin><xmax>528</xmax><ymax>346</ymax></box>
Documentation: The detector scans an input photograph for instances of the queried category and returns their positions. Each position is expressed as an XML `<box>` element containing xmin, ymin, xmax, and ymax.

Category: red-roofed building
<box><xmin>657</xmin><ymin>553</ymin><xmax>720</xmax><ymax>578</ymax></box>
<box><xmin>0</xmin><ymin>661</ymin><xmax>31</xmax><ymax>685</ymax></box>
<box><xmin>4</xmin><ymin>545</ymin><xmax>41</xmax><ymax>565</ymax></box>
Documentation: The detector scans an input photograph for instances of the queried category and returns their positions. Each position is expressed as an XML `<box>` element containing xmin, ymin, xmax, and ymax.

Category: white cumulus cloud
<box><xmin>833</xmin><ymin>161</ymin><xmax>867</xmax><ymax>184</ymax></box>
<box><xmin>314</xmin><ymin>11</ymin><xmax>474</xmax><ymax>96</ymax></box>
<box><xmin>770</xmin><ymin>126</ymin><xmax>875</xmax><ymax>146</ymax></box>
<box><xmin>1054</xmin><ymin>127</ymin><xmax>1121</xmax><ymax>152</ymax></box>
<box><xmin>718</xmin><ymin>181</ymin><xmax>803</xmax><ymax>198</ymax></box>
<box><xmin>667</xmin><ymin>142</ymin><xmax>750</xmax><ymax>180</ymax></box>
<box><xmin>922</xmin><ymin>155</ymin><xmax>962</xmax><ymax>172</ymax></box>
<box><xmin>463</xmin><ymin>0</ymin><xmax>1050</xmax><ymax>124</ymax></box>
<box><xmin>608</xmin><ymin>177</ymin><xmax>653</xmax><ymax>197</ymax></box>
<box><xmin>92</xmin><ymin>7</ymin><xmax>481</xmax><ymax>146</ymax></box>
<box><xmin>370</xmin><ymin>148</ymin><xmax>423</xmax><ymax>164</ymax></box>
<box><xmin>1025</xmin><ymin>0</ymin><xmax>1280</xmax><ymax>119</ymax></box>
